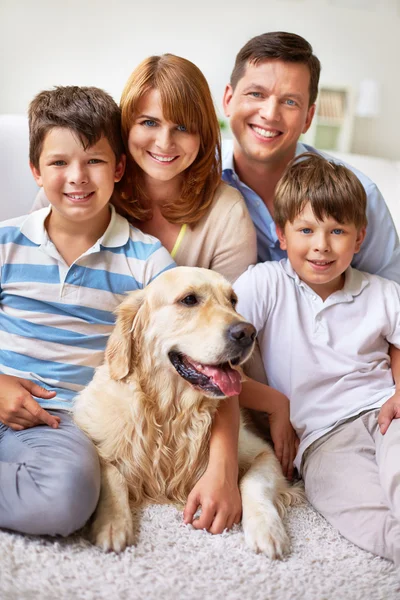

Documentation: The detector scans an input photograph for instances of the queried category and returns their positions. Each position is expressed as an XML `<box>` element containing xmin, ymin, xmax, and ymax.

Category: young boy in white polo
<box><xmin>0</xmin><ymin>86</ymin><xmax>174</xmax><ymax>537</ymax></box>
<box><xmin>234</xmin><ymin>152</ymin><xmax>400</xmax><ymax>565</ymax></box>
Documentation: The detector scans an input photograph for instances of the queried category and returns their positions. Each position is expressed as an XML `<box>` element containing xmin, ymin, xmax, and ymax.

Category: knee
<box><xmin>21</xmin><ymin>453</ymin><xmax>101</xmax><ymax>537</ymax></box>
<box><xmin>48</xmin><ymin>454</ymin><xmax>101</xmax><ymax>536</ymax></box>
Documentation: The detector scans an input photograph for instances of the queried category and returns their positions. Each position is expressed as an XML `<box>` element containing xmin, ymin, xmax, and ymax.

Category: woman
<box><xmin>116</xmin><ymin>53</ymin><xmax>256</xmax><ymax>282</ymax></box>
<box><xmin>117</xmin><ymin>54</ymin><xmax>258</xmax><ymax>536</ymax></box>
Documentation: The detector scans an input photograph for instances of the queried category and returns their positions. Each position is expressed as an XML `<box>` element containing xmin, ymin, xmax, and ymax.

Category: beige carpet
<box><xmin>1</xmin><ymin>501</ymin><xmax>399</xmax><ymax>600</ymax></box>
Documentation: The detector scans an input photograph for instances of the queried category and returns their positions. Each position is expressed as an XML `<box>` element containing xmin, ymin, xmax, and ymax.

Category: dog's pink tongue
<box><xmin>202</xmin><ymin>365</ymin><xmax>242</xmax><ymax>396</ymax></box>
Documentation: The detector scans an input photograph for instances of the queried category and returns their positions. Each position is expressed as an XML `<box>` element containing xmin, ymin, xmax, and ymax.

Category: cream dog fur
<box><xmin>74</xmin><ymin>266</ymin><xmax>302</xmax><ymax>558</ymax></box>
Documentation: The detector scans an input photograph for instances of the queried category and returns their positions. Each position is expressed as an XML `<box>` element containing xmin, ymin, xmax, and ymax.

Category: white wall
<box><xmin>1</xmin><ymin>0</ymin><xmax>400</xmax><ymax>159</ymax></box>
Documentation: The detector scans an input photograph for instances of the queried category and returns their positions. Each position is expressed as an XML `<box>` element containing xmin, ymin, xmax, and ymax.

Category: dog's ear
<box><xmin>106</xmin><ymin>290</ymin><xmax>146</xmax><ymax>380</ymax></box>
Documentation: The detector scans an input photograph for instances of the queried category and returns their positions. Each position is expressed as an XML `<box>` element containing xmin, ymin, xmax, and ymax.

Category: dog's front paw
<box><xmin>242</xmin><ymin>509</ymin><xmax>289</xmax><ymax>559</ymax></box>
<box><xmin>91</xmin><ymin>514</ymin><xmax>134</xmax><ymax>553</ymax></box>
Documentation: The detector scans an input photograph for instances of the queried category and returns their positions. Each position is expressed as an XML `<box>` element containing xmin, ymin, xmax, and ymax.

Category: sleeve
<box><xmin>234</xmin><ymin>265</ymin><xmax>279</xmax><ymax>384</ymax></box>
<box><xmin>383</xmin><ymin>279</ymin><xmax>400</xmax><ymax>348</ymax></box>
<box><xmin>209</xmin><ymin>186</ymin><xmax>257</xmax><ymax>283</ymax></box>
<box><xmin>242</xmin><ymin>340</ymin><xmax>268</xmax><ymax>384</ymax></box>
<box><xmin>31</xmin><ymin>188</ymin><xmax>49</xmax><ymax>212</ymax></box>
<box><xmin>233</xmin><ymin>264</ymin><xmax>271</xmax><ymax>334</ymax></box>
<box><xmin>142</xmin><ymin>241</ymin><xmax>176</xmax><ymax>287</ymax></box>
<box><xmin>351</xmin><ymin>182</ymin><xmax>400</xmax><ymax>284</ymax></box>
<box><xmin>0</xmin><ymin>225</ymin><xmax>6</xmax><ymax>292</ymax></box>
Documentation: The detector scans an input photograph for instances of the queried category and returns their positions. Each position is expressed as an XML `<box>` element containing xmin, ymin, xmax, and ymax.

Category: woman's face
<box><xmin>128</xmin><ymin>88</ymin><xmax>201</xmax><ymax>186</ymax></box>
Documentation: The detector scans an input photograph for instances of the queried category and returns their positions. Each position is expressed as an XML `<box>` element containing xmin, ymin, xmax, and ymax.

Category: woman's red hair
<box><xmin>118</xmin><ymin>54</ymin><xmax>221</xmax><ymax>225</ymax></box>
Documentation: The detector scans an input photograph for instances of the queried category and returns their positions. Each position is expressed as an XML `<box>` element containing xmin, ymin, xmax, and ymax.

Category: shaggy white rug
<box><xmin>1</xmin><ymin>501</ymin><xmax>399</xmax><ymax>600</ymax></box>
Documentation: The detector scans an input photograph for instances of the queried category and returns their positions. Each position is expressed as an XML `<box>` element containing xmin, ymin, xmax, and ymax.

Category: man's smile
<box><xmin>250</xmin><ymin>125</ymin><xmax>282</xmax><ymax>139</ymax></box>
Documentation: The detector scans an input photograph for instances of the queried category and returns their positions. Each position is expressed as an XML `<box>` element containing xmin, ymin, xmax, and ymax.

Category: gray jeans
<box><xmin>302</xmin><ymin>409</ymin><xmax>400</xmax><ymax>566</ymax></box>
<box><xmin>0</xmin><ymin>410</ymin><xmax>100</xmax><ymax>536</ymax></box>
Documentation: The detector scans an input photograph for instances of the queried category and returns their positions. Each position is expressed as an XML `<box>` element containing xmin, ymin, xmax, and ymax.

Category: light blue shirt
<box><xmin>222</xmin><ymin>140</ymin><xmax>400</xmax><ymax>283</ymax></box>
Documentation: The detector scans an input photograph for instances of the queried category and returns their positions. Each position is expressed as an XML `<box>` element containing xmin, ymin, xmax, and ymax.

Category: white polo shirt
<box><xmin>234</xmin><ymin>259</ymin><xmax>400</xmax><ymax>471</ymax></box>
<box><xmin>0</xmin><ymin>206</ymin><xmax>175</xmax><ymax>409</ymax></box>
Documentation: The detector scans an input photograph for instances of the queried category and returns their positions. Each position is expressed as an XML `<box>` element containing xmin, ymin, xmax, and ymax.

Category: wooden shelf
<box><xmin>301</xmin><ymin>85</ymin><xmax>355</xmax><ymax>152</ymax></box>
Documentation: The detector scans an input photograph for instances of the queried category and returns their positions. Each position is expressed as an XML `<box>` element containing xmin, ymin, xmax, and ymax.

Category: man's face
<box><xmin>223</xmin><ymin>60</ymin><xmax>315</xmax><ymax>168</ymax></box>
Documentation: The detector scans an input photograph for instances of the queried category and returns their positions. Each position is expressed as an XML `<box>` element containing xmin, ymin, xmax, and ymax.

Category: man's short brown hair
<box><xmin>230</xmin><ymin>32</ymin><xmax>321</xmax><ymax>106</ymax></box>
<box><xmin>28</xmin><ymin>86</ymin><xmax>124</xmax><ymax>169</ymax></box>
<box><xmin>274</xmin><ymin>153</ymin><xmax>368</xmax><ymax>230</ymax></box>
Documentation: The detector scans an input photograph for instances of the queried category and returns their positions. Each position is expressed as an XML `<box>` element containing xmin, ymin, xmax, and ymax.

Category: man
<box><xmin>222</xmin><ymin>31</ymin><xmax>400</xmax><ymax>282</ymax></box>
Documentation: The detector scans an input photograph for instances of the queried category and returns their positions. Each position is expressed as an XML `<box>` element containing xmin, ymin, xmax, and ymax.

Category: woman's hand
<box><xmin>184</xmin><ymin>397</ymin><xmax>241</xmax><ymax>533</ymax></box>
<box><xmin>183</xmin><ymin>457</ymin><xmax>241</xmax><ymax>533</ymax></box>
<box><xmin>0</xmin><ymin>374</ymin><xmax>59</xmax><ymax>430</ymax></box>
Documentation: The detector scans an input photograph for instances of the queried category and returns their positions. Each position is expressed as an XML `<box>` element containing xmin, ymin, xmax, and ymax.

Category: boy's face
<box><xmin>223</xmin><ymin>60</ymin><xmax>315</xmax><ymax>169</ymax></box>
<box><xmin>276</xmin><ymin>202</ymin><xmax>366</xmax><ymax>300</ymax></box>
<box><xmin>31</xmin><ymin>127</ymin><xmax>125</xmax><ymax>229</ymax></box>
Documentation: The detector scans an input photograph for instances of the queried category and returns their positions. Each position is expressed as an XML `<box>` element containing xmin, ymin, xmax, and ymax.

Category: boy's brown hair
<box><xmin>28</xmin><ymin>86</ymin><xmax>125</xmax><ymax>169</ymax></box>
<box><xmin>28</xmin><ymin>85</ymin><xmax>132</xmax><ymax>218</ymax></box>
<box><xmin>120</xmin><ymin>53</ymin><xmax>221</xmax><ymax>226</ymax></box>
<box><xmin>230</xmin><ymin>32</ymin><xmax>321</xmax><ymax>107</ymax></box>
<box><xmin>274</xmin><ymin>153</ymin><xmax>368</xmax><ymax>230</ymax></box>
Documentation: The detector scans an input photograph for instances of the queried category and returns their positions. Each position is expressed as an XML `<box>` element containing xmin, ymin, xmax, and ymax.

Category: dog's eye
<box><xmin>230</xmin><ymin>296</ymin><xmax>237</xmax><ymax>308</ymax></box>
<box><xmin>180</xmin><ymin>294</ymin><xmax>198</xmax><ymax>306</ymax></box>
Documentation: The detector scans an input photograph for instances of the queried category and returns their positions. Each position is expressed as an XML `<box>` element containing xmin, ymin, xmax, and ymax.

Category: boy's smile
<box><xmin>30</xmin><ymin>127</ymin><xmax>125</xmax><ymax>233</ymax></box>
<box><xmin>277</xmin><ymin>203</ymin><xmax>366</xmax><ymax>300</ymax></box>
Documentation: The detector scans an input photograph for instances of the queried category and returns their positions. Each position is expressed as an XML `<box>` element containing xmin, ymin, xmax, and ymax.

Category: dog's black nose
<box><xmin>228</xmin><ymin>322</ymin><xmax>256</xmax><ymax>347</ymax></box>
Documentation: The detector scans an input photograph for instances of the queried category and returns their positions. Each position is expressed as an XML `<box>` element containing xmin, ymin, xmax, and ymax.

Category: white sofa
<box><xmin>1</xmin><ymin>115</ymin><xmax>40</xmax><ymax>220</ymax></box>
<box><xmin>1</xmin><ymin>115</ymin><xmax>400</xmax><ymax>233</ymax></box>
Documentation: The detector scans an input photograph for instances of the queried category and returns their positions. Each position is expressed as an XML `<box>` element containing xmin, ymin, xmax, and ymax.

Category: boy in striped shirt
<box><xmin>0</xmin><ymin>86</ymin><xmax>174</xmax><ymax>537</ymax></box>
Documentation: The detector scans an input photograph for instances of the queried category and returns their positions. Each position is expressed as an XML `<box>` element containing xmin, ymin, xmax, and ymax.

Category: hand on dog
<box><xmin>378</xmin><ymin>390</ymin><xmax>400</xmax><ymax>435</ymax></box>
<box><xmin>268</xmin><ymin>400</ymin><xmax>299</xmax><ymax>481</ymax></box>
<box><xmin>183</xmin><ymin>460</ymin><xmax>242</xmax><ymax>534</ymax></box>
<box><xmin>0</xmin><ymin>374</ymin><xmax>59</xmax><ymax>430</ymax></box>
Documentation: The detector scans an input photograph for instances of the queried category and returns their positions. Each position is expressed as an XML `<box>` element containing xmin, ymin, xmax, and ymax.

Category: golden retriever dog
<box><xmin>74</xmin><ymin>267</ymin><xmax>302</xmax><ymax>558</ymax></box>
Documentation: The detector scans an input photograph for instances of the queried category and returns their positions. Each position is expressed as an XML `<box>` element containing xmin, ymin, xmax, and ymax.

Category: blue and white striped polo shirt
<box><xmin>0</xmin><ymin>205</ymin><xmax>175</xmax><ymax>409</ymax></box>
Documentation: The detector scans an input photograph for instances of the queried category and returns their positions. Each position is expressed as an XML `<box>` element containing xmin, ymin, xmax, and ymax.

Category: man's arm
<box><xmin>351</xmin><ymin>182</ymin><xmax>400</xmax><ymax>283</ymax></box>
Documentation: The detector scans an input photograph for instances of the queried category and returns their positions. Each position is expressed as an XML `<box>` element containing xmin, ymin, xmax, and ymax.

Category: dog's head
<box><xmin>106</xmin><ymin>266</ymin><xmax>256</xmax><ymax>398</ymax></box>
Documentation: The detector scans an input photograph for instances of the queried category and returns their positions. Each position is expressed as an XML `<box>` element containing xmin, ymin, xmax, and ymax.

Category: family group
<box><xmin>1</xmin><ymin>31</ymin><xmax>400</xmax><ymax>566</ymax></box>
